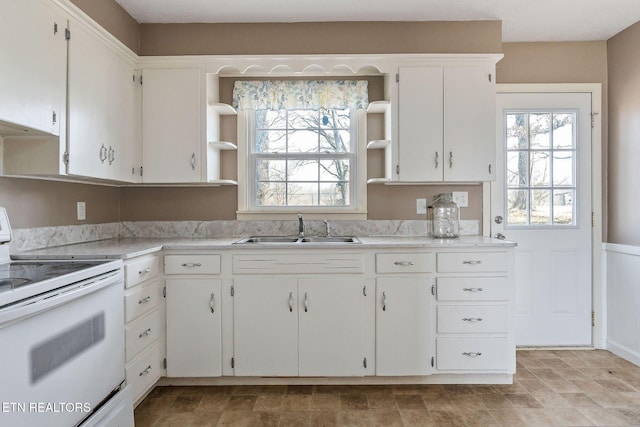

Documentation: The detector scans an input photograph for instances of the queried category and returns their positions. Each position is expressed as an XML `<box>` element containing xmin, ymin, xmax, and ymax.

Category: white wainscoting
<box><xmin>605</xmin><ymin>243</ymin><xmax>640</xmax><ymax>366</ymax></box>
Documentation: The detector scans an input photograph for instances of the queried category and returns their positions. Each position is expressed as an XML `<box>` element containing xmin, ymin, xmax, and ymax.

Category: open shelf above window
<box><xmin>208</xmin><ymin>103</ymin><xmax>237</xmax><ymax>115</ymax></box>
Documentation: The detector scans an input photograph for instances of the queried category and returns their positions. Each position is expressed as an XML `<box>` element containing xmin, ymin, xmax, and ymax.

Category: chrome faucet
<box><xmin>323</xmin><ymin>219</ymin><xmax>331</xmax><ymax>237</ymax></box>
<box><xmin>297</xmin><ymin>214</ymin><xmax>305</xmax><ymax>238</ymax></box>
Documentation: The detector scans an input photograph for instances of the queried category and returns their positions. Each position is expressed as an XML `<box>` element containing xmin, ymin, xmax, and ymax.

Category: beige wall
<box><xmin>607</xmin><ymin>22</ymin><xmax>640</xmax><ymax>245</ymax></box>
<box><xmin>69</xmin><ymin>0</ymin><xmax>140</xmax><ymax>53</ymax></box>
<box><xmin>140</xmin><ymin>21</ymin><xmax>502</xmax><ymax>56</ymax></box>
<box><xmin>0</xmin><ymin>178</ymin><xmax>120</xmax><ymax>228</ymax></box>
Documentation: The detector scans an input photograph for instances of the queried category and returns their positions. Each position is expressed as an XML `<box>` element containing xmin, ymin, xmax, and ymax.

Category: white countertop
<box><xmin>11</xmin><ymin>235</ymin><xmax>515</xmax><ymax>260</ymax></box>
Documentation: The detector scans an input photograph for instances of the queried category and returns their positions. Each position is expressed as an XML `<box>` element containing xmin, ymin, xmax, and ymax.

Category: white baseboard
<box><xmin>606</xmin><ymin>339</ymin><xmax>640</xmax><ymax>367</ymax></box>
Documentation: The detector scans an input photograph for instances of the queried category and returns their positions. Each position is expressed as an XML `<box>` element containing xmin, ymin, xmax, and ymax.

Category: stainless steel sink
<box><xmin>234</xmin><ymin>236</ymin><xmax>300</xmax><ymax>244</ymax></box>
<box><xmin>233</xmin><ymin>236</ymin><xmax>361</xmax><ymax>244</ymax></box>
<box><xmin>299</xmin><ymin>236</ymin><xmax>361</xmax><ymax>243</ymax></box>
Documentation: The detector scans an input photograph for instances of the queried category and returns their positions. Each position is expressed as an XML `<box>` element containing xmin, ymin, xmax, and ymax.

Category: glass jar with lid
<box><xmin>428</xmin><ymin>193</ymin><xmax>460</xmax><ymax>238</ymax></box>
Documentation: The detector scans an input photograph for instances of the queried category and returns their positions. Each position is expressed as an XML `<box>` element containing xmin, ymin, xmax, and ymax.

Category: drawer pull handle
<box><xmin>393</xmin><ymin>261</ymin><xmax>414</xmax><ymax>266</ymax></box>
<box><xmin>382</xmin><ymin>291</ymin><xmax>387</xmax><ymax>311</ymax></box>
<box><xmin>181</xmin><ymin>263</ymin><xmax>202</xmax><ymax>268</ymax></box>
<box><xmin>462</xmin><ymin>352</ymin><xmax>482</xmax><ymax>357</ymax></box>
<box><xmin>462</xmin><ymin>260</ymin><xmax>482</xmax><ymax>265</ymax></box>
<box><xmin>139</xmin><ymin>328</ymin><xmax>152</xmax><ymax>338</ymax></box>
<box><xmin>288</xmin><ymin>292</ymin><xmax>293</xmax><ymax>312</ymax></box>
<box><xmin>139</xmin><ymin>365</ymin><xmax>152</xmax><ymax>376</ymax></box>
<box><xmin>462</xmin><ymin>317</ymin><xmax>483</xmax><ymax>323</ymax></box>
<box><xmin>304</xmin><ymin>292</ymin><xmax>309</xmax><ymax>312</ymax></box>
<box><xmin>463</xmin><ymin>287</ymin><xmax>484</xmax><ymax>292</ymax></box>
<box><xmin>209</xmin><ymin>293</ymin><xmax>215</xmax><ymax>313</ymax></box>
<box><xmin>138</xmin><ymin>267</ymin><xmax>151</xmax><ymax>275</ymax></box>
<box><xmin>138</xmin><ymin>296</ymin><xmax>151</xmax><ymax>304</ymax></box>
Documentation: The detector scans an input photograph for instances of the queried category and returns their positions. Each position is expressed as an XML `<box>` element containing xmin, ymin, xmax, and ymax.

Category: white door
<box><xmin>165</xmin><ymin>279</ymin><xmax>221</xmax><ymax>377</ymax></box>
<box><xmin>492</xmin><ymin>92</ymin><xmax>592</xmax><ymax>346</ymax></box>
<box><xmin>298</xmin><ymin>279</ymin><xmax>365</xmax><ymax>376</ymax></box>
<box><xmin>376</xmin><ymin>278</ymin><xmax>431</xmax><ymax>376</ymax></box>
<box><xmin>233</xmin><ymin>279</ymin><xmax>298</xmax><ymax>376</ymax></box>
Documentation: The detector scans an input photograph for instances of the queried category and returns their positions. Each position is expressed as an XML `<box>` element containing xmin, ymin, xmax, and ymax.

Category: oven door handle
<box><xmin>0</xmin><ymin>270</ymin><xmax>122</xmax><ymax>327</ymax></box>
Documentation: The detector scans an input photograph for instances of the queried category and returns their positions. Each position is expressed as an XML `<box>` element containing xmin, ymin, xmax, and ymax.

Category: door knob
<box><xmin>495</xmin><ymin>233</ymin><xmax>506</xmax><ymax>240</ymax></box>
<box><xmin>494</xmin><ymin>216</ymin><xmax>503</xmax><ymax>224</ymax></box>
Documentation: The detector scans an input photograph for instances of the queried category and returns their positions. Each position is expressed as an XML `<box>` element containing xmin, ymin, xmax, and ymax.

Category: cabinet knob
<box><xmin>138</xmin><ymin>328</ymin><xmax>152</xmax><ymax>338</ymax></box>
<box><xmin>181</xmin><ymin>263</ymin><xmax>202</xmax><ymax>268</ymax></box>
<box><xmin>382</xmin><ymin>291</ymin><xmax>387</xmax><ymax>311</ymax></box>
<box><xmin>393</xmin><ymin>261</ymin><xmax>414</xmax><ymax>266</ymax></box>
<box><xmin>462</xmin><ymin>317</ymin><xmax>483</xmax><ymax>323</ymax></box>
<box><xmin>99</xmin><ymin>144</ymin><xmax>107</xmax><ymax>163</ymax></box>
<box><xmin>304</xmin><ymin>292</ymin><xmax>309</xmax><ymax>312</ymax></box>
<box><xmin>462</xmin><ymin>260</ymin><xmax>482</xmax><ymax>265</ymax></box>
<box><xmin>449</xmin><ymin>151</ymin><xmax>453</xmax><ymax>168</ymax></box>
<box><xmin>139</xmin><ymin>365</ymin><xmax>152</xmax><ymax>376</ymax></box>
<box><xmin>138</xmin><ymin>296</ymin><xmax>151</xmax><ymax>304</ymax></box>
<box><xmin>138</xmin><ymin>267</ymin><xmax>151</xmax><ymax>275</ymax></box>
<box><xmin>209</xmin><ymin>292</ymin><xmax>215</xmax><ymax>313</ymax></box>
<box><xmin>462</xmin><ymin>287</ymin><xmax>484</xmax><ymax>293</ymax></box>
<box><xmin>191</xmin><ymin>153</ymin><xmax>196</xmax><ymax>170</ymax></box>
<box><xmin>462</xmin><ymin>352</ymin><xmax>482</xmax><ymax>357</ymax></box>
<box><xmin>288</xmin><ymin>292</ymin><xmax>294</xmax><ymax>312</ymax></box>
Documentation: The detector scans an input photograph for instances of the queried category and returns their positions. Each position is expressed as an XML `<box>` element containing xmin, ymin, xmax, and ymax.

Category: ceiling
<box><xmin>114</xmin><ymin>0</ymin><xmax>640</xmax><ymax>42</ymax></box>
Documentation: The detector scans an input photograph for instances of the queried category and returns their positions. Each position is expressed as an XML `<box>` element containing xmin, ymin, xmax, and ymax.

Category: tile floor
<box><xmin>134</xmin><ymin>350</ymin><xmax>640</xmax><ymax>426</ymax></box>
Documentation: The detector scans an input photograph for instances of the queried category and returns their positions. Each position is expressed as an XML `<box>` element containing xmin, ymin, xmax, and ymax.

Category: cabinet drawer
<box><xmin>437</xmin><ymin>252</ymin><xmax>508</xmax><ymax>273</ymax></box>
<box><xmin>126</xmin><ymin>309</ymin><xmax>162</xmax><ymax>361</ymax></box>
<box><xmin>437</xmin><ymin>277</ymin><xmax>509</xmax><ymax>301</ymax></box>
<box><xmin>375</xmin><ymin>253</ymin><xmax>434</xmax><ymax>274</ymax></box>
<box><xmin>165</xmin><ymin>254</ymin><xmax>221</xmax><ymax>275</ymax></box>
<box><xmin>124</xmin><ymin>255</ymin><xmax>160</xmax><ymax>289</ymax></box>
<box><xmin>437</xmin><ymin>305</ymin><xmax>508</xmax><ymax>334</ymax></box>
<box><xmin>436</xmin><ymin>337</ymin><xmax>509</xmax><ymax>370</ymax></box>
<box><xmin>124</xmin><ymin>280</ymin><xmax>161</xmax><ymax>323</ymax></box>
<box><xmin>126</xmin><ymin>341</ymin><xmax>163</xmax><ymax>404</ymax></box>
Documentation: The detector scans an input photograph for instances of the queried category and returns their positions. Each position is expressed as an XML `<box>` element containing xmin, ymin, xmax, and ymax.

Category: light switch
<box><xmin>77</xmin><ymin>202</ymin><xmax>86</xmax><ymax>221</ymax></box>
<box><xmin>416</xmin><ymin>198</ymin><xmax>427</xmax><ymax>214</ymax></box>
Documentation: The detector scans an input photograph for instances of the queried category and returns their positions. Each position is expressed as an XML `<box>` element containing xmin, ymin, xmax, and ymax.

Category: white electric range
<box><xmin>0</xmin><ymin>207</ymin><xmax>133</xmax><ymax>427</ymax></box>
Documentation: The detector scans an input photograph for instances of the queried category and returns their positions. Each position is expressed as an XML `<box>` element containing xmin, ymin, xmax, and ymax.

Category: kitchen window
<box><xmin>234</xmin><ymin>80</ymin><xmax>368</xmax><ymax>219</ymax></box>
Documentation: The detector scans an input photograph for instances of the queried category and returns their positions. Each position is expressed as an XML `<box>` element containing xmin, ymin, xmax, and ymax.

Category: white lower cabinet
<box><xmin>232</xmin><ymin>277</ymin><xmax>366</xmax><ymax>377</ymax></box>
<box><xmin>233</xmin><ymin>279</ymin><xmax>298</xmax><ymax>377</ymax></box>
<box><xmin>375</xmin><ymin>277</ymin><xmax>432</xmax><ymax>376</ymax></box>
<box><xmin>165</xmin><ymin>278</ymin><xmax>222</xmax><ymax>377</ymax></box>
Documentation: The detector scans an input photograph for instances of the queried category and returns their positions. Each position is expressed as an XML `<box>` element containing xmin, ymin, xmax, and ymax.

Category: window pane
<box><xmin>552</xmin><ymin>113</ymin><xmax>575</xmax><ymax>149</ymax></box>
<box><xmin>530</xmin><ymin>113</ymin><xmax>550</xmax><ymax>149</ymax></box>
<box><xmin>553</xmin><ymin>151</ymin><xmax>574</xmax><ymax>186</ymax></box>
<box><xmin>553</xmin><ymin>189</ymin><xmax>574</xmax><ymax>224</ymax></box>
<box><xmin>320</xmin><ymin>130</ymin><xmax>351</xmax><ymax>153</ymax></box>
<box><xmin>287</xmin><ymin>182</ymin><xmax>318</xmax><ymax>205</ymax></box>
<box><xmin>289</xmin><ymin>110</ymin><xmax>319</xmax><ymax>129</ymax></box>
<box><xmin>531</xmin><ymin>189</ymin><xmax>551</xmax><ymax>224</ymax></box>
<box><xmin>320</xmin><ymin>109</ymin><xmax>350</xmax><ymax>129</ymax></box>
<box><xmin>506</xmin><ymin>114</ymin><xmax>528</xmax><ymax>149</ymax></box>
<box><xmin>507</xmin><ymin>189</ymin><xmax>528</xmax><ymax>225</ymax></box>
<box><xmin>256</xmin><ymin>182</ymin><xmax>286</xmax><ymax>206</ymax></box>
<box><xmin>287</xmin><ymin>159</ymin><xmax>318</xmax><ymax>181</ymax></box>
<box><xmin>530</xmin><ymin>151</ymin><xmax>551</xmax><ymax>187</ymax></box>
<box><xmin>256</xmin><ymin>159</ymin><xmax>285</xmax><ymax>181</ymax></box>
<box><xmin>256</xmin><ymin>110</ymin><xmax>287</xmax><ymax>130</ymax></box>
<box><xmin>320</xmin><ymin>159</ymin><xmax>350</xmax><ymax>181</ymax></box>
<box><xmin>255</xmin><ymin>130</ymin><xmax>286</xmax><ymax>153</ymax></box>
<box><xmin>288</xmin><ymin>130</ymin><xmax>318</xmax><ymax>152</ymax></box>
<box><xmin>507</xmin><ymin>151</ymin><xmax>528</xmax><ymax>187</ymax></box>
<box><xmin>320</xmin><ymin>182</ymin><xmax>349</xmax><ymax>206</ymax></box>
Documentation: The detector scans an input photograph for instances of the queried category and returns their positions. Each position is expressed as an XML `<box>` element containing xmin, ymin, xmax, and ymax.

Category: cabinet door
<box><xmin>67</xmin><ymin>20</ymin><xmax>113</xmax><ymax>180</ymax></box>
<box><xmin>298</xmin><ymin>279</ymin><xmax>365</xmax><ymax>376</ymax></box>
<box><xmin>166</xmin><ymin>279</ymin><xmax>222</xmax><ymax>377</ymax></box>
<box><xmin>397</xmin><ymin>67</ymin><xmax>443</xmax><ymax>182</ymax></box>
<box><xmin>0</xmin><ymin>0</ymin><xmax>66</xmax><ymax>135</ymax></box>
<box><xmin>444</xmin><ymin>66</ymin><xmax>496</xmax><ymax>181</ymax></box>
<box><xmin>142</xmin><ymin>68</ymin><xmax>202</xmax><ymax>183</ymax></box>
<box><xmin>233</xmin><ymin>279</ymin><xmax>298</xmax><ymax>376</ymax></box>
<box><xmin>376</xmin><ymin>277</ymin><xmax>432</xmax><ymax>375</ymax></box>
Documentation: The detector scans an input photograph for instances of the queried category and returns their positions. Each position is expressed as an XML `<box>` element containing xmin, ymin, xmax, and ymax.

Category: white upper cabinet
<box><xmin>0</xmin><ymin>0</ymin><xmax>66</xmax><ymax>135</ymax></box>
<box><xmin>141</xmin><ymin>68</ymin><xmax>203</xmax><ymax>183</ymax></box>
<box><xmin>66</xmin><ymin>17</ymin><xmax>140</xmax><ymax>182</ymax></box>
<box><xmin>396</xmin><ymin>63</ymin><xmax>497</xmax><ymax>182</ymax></box>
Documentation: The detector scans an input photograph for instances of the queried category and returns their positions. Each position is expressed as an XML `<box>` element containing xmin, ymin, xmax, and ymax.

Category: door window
<box><xmin>504</xmin><ymin>111</ymin><xmax>577</xmax><ymax>227</ymax></box>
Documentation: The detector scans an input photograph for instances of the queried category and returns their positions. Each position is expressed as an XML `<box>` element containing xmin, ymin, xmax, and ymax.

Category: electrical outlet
<box><xmin>77</xmin><ymin>202</ymin><xmax>86</xmax><ymax>221</ymax></box>
<box><xmin>452</xmin><ymin>192</ymin><xmax>468</xmax><ymax>207</ymax></box>
<box><xmin>416</xmin><ymin>198</ymin><xmax>427</xmax><ymax>214</ymax></box>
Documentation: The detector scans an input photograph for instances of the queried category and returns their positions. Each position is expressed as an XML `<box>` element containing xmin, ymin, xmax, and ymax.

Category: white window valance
<box><xmin>232</xmin><ymin>80</ymin><xmax>369</xmax><ymax>110</ymax></box>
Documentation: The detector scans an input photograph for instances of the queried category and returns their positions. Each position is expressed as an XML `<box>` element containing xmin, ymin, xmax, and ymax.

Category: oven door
<box><xmin>0</xmin><ymin>270</ymin><xmax>125</xmax><ymax>427</ymax></box>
